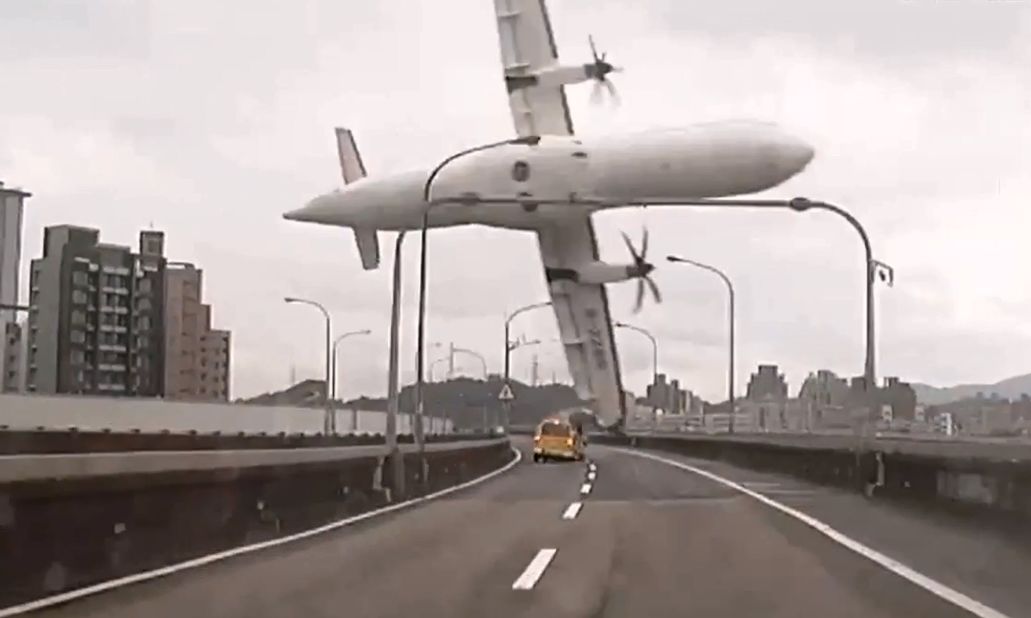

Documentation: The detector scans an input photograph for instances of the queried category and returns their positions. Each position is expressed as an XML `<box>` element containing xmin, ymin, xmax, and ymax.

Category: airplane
<box><xmin>283</xmin><ymin>0</ymin><xmax>815</xmax><ymax>430</ymax></box>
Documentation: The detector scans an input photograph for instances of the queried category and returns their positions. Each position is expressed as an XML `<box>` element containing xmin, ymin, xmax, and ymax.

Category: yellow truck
<box><xmin>532</xmin><ymin>417</ymin><xmax>585</xmax><ymax>463</ymax></box>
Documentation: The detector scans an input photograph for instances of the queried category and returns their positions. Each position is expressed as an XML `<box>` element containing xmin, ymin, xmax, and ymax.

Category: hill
<box><xmin>912</xmin><ymin>373</ymin><xmax>1031</xmax><ymax>405</ymax></box>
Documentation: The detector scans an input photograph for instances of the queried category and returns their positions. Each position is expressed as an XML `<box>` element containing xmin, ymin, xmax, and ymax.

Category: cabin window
<box><xmin>512</xmin><ymin>161</ymin><xmax>530</xmax><ymax>182</ymax></box>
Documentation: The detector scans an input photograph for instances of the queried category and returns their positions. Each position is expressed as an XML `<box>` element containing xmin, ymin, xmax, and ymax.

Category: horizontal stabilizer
<box><xmin>353</xmin><ymin>227</ymin><xmax>380</xmax><ymax>270</ymax></box>
<box><xmin>335</xmin><ymin>127</ymin><xmax>367</xmax><ymax>185</ymax></box>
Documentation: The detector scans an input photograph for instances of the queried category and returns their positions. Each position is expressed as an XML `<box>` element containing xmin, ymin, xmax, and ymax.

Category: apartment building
<box><xmin>164</xmin><ymin>263</ymin><xmax>230</xmax><ymax>400</ymax></box>
<box><xmin>25</xmin><ymin>226</ymin><xmax>166</xmax><ymax>396</ymax></box>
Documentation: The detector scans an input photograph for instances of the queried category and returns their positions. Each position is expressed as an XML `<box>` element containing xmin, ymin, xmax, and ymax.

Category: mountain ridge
<box><xmin>912</xmin><ymin>373</ymin><xmax>1031</xmax><ymax>405</ymax></box>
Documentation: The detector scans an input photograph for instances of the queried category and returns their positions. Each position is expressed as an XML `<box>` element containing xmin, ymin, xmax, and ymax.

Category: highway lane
<box><xmin>30</xmin><ymin>439</ymin><xmax>1003</xmax><ymax>618</ymax></box>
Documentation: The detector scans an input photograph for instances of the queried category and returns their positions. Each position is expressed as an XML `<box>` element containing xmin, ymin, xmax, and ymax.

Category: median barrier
<box><xmin>0</xmin><ymin>437</ymin><xmax>513</xmax><ymax>609</ymax></box>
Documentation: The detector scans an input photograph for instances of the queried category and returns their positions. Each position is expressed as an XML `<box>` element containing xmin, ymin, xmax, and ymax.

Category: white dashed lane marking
<box><xmin>562</xmin><ymin>502</ymin><xmax>582</xmax><ymax>520</ymax></box>
<box><xmin>512</xmin><ymin>549</ymin><xmax>558</xmax><ymax>590</ymax></box>
<box><xmin>580</xmin><ymin>483</ymin><xmax>592</xmax><ymax>495</ymax></box>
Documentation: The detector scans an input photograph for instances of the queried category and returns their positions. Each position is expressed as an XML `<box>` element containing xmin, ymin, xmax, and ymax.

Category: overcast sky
<box><xmin>2</xmin><ymin>0</ymin><xmax>1029</xmax><ymax>402</ymax></box>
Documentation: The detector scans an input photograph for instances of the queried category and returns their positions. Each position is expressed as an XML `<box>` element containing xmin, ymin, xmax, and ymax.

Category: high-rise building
<box><xmin>0</xmin><ymin>181</ymin><xmax>31</xmax><ymax>389</ymax></box>
<box><xmin>164</xmin><ymin>262</ymin><xmax>231</xmax><ymax>400</ymax></box>
<box><xmin>25</xmin><ymin>225</ymin><xmax>166</xmax><ymax>396</ymax></box>
<box><xmin>3</xmin><ymin>320</ymin><xmax>27</xmax><ymax>392</ymax></box>
<box><xmin>745</xmin><ymin>364</ymin><xmax>788</xmax><ymax>402</ymax></box>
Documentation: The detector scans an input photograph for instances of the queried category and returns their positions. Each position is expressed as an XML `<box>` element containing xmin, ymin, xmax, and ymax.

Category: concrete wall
<box><xmin>0</xmin><ymin>393</ymin><xmax>454</xmax><ymax>435</ymax></box>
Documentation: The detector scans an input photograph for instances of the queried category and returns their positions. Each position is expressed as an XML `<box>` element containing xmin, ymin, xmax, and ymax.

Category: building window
<box><xmin>72</xmin><ymin>290</ymin><xmax>87</xmax><ymax>304</ymax></box>
<box><xmin>70</xmin><ymin>330</ymin><xmax>85</xmax><ymax>344</ymax></box>
<box><xmin>72</xmin><ymin>271</ymin><xmax>88</xmax><ymax>286</ymax></box>
<box><xmin>70</xmin><ymin>349</ymin><xmax>85</xmax><ymax>364</ymax></box>
<box><xmin>71</xmin><ymin>310</ymin><xmax>86</xmax><ymax>325</ymax></box>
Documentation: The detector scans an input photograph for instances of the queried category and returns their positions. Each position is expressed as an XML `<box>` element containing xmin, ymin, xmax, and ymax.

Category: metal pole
<box><xmin>666</xmin><ymin>256</ymin><xmax>737</xmax><ymax>433</ymax></box>
<box><xmin>385</xmin><ymin>232</ymin><xmax>406</xmax><ymax>499</ymax></box>
<box><xmin>614</xmin><ymin>322</ymin><xmax>658</xmax><ymax>430</ymax></box>
<box><xmin>502</xmin><ymin>301</ymin><xmax>551</xmax><ymax>431</ymax></box>
<box><xmin>325</xmin><ymin>316</ymin><xmax>332</xmax><ymax>433</ymax></box>
<box><xmin>332</xmin><ymin>329</ymin><xmax>371</xmax><ymax>417</ymax></box>
<box><xmin>423</xmin><ymin>193</ymin><xmax>880</xmax><ymax>388</ymax></box>
<box><xmin>284</xmin><ymin>297</ymin><xmax>333</xmax><ymax>434</ymax></box>
<box><xmin>415</xmin><ymin>137</ymin><xmax>537</xmax><ymax>484</ymax></box>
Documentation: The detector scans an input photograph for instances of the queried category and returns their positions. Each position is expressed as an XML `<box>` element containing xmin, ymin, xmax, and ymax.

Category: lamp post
<box><xmin>614</xmin><ymin>321</ymin><xmax>658</xmax><ymax>430</ymax></box>
<box><xmin>385</xmin><ymin>232</ymin><xmax>406</xmax><ymax>499</ymax></box>
<box><xmin>332</xmin><ymin>328</ymin><xmax>371</xmax><ymax>434</ymax></box>
<box><xmin>414</xmin><ymin>136</ymin><xmax>542</xmax><ymax>478</ymax></box>
<box><xmin>421</xmin><ymin>194</ymin><xmax>889</xmax><ymax>413</ymax></box>
<box><xmin>452</xmin><ymin>347</ymin><xmax>489</xmax><ymax>434</ymax></box>
<box><xmin>503</xmin><ymin>302</ymin><xmax>551</xmax><ymax>430</ymax></box>
<box><xmin>331</xmin><ymin>328</ymin><xmax>371</xmax><ymax>402</ymax></box>
<box><xmin>666</xmin><ymin>255</ymin><xmax>736</xmax><ymax>433</ymax></box>
<box><xmin>284</xmin><ymin>296</ymin><xmax>333</xmax><ymax>434</ymax></box>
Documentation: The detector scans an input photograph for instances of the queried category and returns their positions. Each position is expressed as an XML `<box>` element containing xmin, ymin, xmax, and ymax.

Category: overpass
<box><xmin>2</xmin><ymin>396</ymin><xmax>1030</xmax><ymax>616</ymax></box>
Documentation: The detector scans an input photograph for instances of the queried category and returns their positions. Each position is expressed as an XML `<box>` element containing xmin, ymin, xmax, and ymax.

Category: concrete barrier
<box><xmin>0</xmin><ymin>438</ymin><xmax>513</xmax><ymax>609</ymax></box>
<box><xmin>0</xmin><ymin>392</ymin><xmax>453</xmax><ymax>436</ymax></box>
<box><xmin>0</xmin><ymin>428</ymin><xmax>491</xmax><ymax>455</ymax></box>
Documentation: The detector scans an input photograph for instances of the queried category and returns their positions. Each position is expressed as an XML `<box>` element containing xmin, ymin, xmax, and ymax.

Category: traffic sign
<box><xmin>498</xmin><ymin>383</ymin><xmax>515</xmax><ymax>401</ymax></box>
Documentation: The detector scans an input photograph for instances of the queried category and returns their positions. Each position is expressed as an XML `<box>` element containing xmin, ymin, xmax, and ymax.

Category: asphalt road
<box><xmin>29</xmin><ymin>438</ymin><xmax>1020</xmax><ymax>618</ymax></box>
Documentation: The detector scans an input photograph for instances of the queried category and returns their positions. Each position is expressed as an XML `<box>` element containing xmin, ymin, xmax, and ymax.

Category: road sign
<box><xmin>498</xmin><ymin>383</ymin><xmax>515</xmax><ymax>401</ymax></box>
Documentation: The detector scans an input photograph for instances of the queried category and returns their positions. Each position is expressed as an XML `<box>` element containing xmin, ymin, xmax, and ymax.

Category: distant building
<box><xmin>0</xmin><ymin>181</ymin><xmax>31</xmax><ymax>388</ymax></box>
<box><xmin>164</xmin><ymin>262</ymin><xmax>231</xmax><ymax>400</ymax></box>
<box><xmin>879</xmin><ymin>376</ymin><xmax>917</xmax><ymax>421</ymax></box>
<box><xmin>25</xmin><ymin>225</ymin><xmax>166</xmax><ymax>396</ymax></box>
<box><xmin>3</xmin><ymin>320</ymin><xmax>27</xmax><ymax>392</ymax></box>
<box><xmin>798</xmin><ymin>369</ymin><xmax>850</xmax><ymax>407</ymax></box>
<box><xmin>745</xmin><ymin>364</ymin><xmax>788</xmax><ymax>402</ymax></box>
<box><xmin>646</xmin><ymin>373</ymin><xmax>689</xmax><ymax>414</ymax></box>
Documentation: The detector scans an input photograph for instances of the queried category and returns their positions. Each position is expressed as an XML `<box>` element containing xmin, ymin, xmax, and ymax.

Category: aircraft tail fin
<box><xmin>335</xmin><ymin>127</ymin><xmax>367</xmax><ymax>185</ymax></box>
<box><xmin>353</xmin><ymin>227</ymin><xmax>380</xmax><ymax>270</ymax></box>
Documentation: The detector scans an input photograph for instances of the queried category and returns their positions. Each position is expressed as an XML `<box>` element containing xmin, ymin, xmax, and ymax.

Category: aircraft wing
<box><xmin>536</xmin><ymin>219</ymin><xmax>627</xmax><ymax>427</ymax></box>
<box><xmin>493</xmin><ymin>0</ymin><xmax>575</xmax><ymax>137</ymax></box>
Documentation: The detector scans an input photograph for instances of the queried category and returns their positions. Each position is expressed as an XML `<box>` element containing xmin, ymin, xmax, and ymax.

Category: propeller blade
<box><xmin>634</xmin><ymin>279</ymin><xmax>645</xmax><ymax>313</ymax></box>
<box><xmin>590</xmin><ymin>80</ymin><xmax>605</xmax><ymax>105</ymax></box>
<box><xmin>640</xmin><ymin>226</ymin><xmax>649</xmax><ymax>259</ymax></box>
<box><xmin>645</xmin><ymin>275</ymin><xmax>662</xmax><ymax>304</ymax></box>
<box><xmin>589</xmin><ymin>35</ymin><xmax>599</xmax><ymax>62</ymax></box>
<box><xmin>620</xmin><ymin>231</ymin><xmax>640</xmax><ymax>262</ymax></box>
<box><xmin>603</xmin><ymin>78</ymin><xmax>621</xmax><ymax>107</ymax></box>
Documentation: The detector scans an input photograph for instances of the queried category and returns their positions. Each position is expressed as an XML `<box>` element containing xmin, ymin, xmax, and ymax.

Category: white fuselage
<box><xmin>285</xmin><ymin>120</ymin><xmax>814</xmax><ymax>232</ymax></box>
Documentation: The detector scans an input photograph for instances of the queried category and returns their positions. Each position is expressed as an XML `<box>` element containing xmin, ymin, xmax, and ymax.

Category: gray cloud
<box><xmin>2</xmin><ymin>0</ymin><xmax>1029</xmax><ymax>403</ymax></box>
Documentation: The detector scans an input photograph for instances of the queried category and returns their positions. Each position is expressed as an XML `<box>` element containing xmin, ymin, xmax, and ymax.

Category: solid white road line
<box><xmin>0</xmin><ymin>448</ymin><xmax>524</xmax><ymax>618</ymax></box>
<box><xmin>614</xmin><ymin>447</ymin><xmax>1011</xmax><ymax>618</ymax></box>
<box><xmin>512</xmin><ymin>549</ymin><xmax>558</xmax><ymax>590</ymax></box>
<box><xmin>580</xmin><ymin>482</ymin><xmax>592</xmax><ymax>495</ymax></box>
<box><xmin>562</xmin><ymin>502</ymin><xmax>583</xmax><ymax>520</ymax></box>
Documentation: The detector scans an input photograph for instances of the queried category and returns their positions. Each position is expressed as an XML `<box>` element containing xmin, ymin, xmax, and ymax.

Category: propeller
<box><xmin>621</xmin><ymin>228</ymin><xmax>662</xmax><ymax>313</ymax></box>
<box><xmin>586</xmin><ymin>35</ymin><xmax>622</xmax><ymax>107</ymax></box>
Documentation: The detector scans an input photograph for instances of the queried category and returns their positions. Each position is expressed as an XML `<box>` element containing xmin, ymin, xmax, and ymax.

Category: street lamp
<box><xmin>787</xmin><ymin>198</ymin><xmax>889</xmax><ymax>391</ymax></box>
<box><xmin>504</xmin><ymin>301</ymin><xmax>552</xmax><ymax>386</ymax></box>
<box><xmin>385</xmin><ymin>231</ymin><xmax>406</xmax><ymax>498</ymax></box>
<box><xmin>452</xmin><ymin>347</ymin><xmax>488</xmax><ymax>380</ymax></box>
<box><xmin>666</xmin><ymin>255</ymin><xmax>737</xmax><ymax>433</ymax></box>
<box><xmin>329</xmin><ymin>328</ymin><xmax>371</xmax><ymax>406</ymax></box>
<box><xmin>284</xmin><ymin>296</ymin><xmax>333</xmax><ymax>434</ymax></box>
<box><xmin>414</xmin><ymin>136</ymin><xmax>543</xmax><ymax>469</ymax></box>
<box><xmin>422</xmin><ymin>194</ymin><xmax>890</xmax><ymax>408</ymax></box>
<box><xmin>614</xmin><ymin>321</ymin><xmax>659</xmax><ymax>429</ymax></box>
<box><xmin>503</xmin><ymin>302</ymin><xmax>551</xmax><ymax>431</ymax></box>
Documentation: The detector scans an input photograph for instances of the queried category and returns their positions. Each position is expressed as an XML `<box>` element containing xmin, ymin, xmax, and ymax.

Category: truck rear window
<box><xmin>539</xmin><ymin>423</ymin><xmax>570</xmax><ymax>437</ymax></box>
